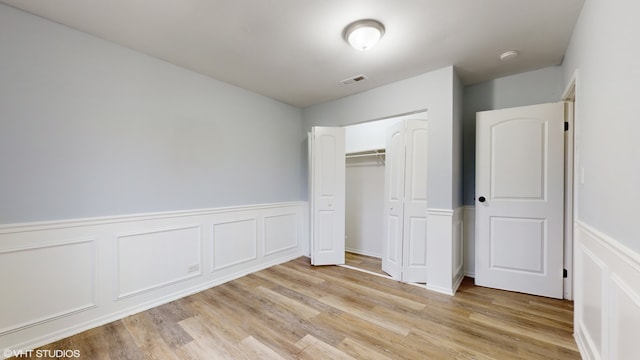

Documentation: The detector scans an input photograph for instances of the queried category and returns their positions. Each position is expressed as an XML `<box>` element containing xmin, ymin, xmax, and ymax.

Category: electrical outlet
<box><xmin>187</xmin><ymin>264</ymin><xmax>200</xmax><ymax>273</ymax></box>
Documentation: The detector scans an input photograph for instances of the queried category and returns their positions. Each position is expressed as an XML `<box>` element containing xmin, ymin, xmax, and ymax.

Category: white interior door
<box><xmin>310</xmin><ymin>126</ymin><xmax>345</xmax><ymax>265</ymax></box>
<box><xmin>382</xmin><ymin>121</ymin><xmax>405</xmax><ymax>279</ymax></box>
<box><xmin>401</xmin><ymin>120</ymin><xmax>428</xmax><ymax>283</ymax></box>
<box><xmin>475</xmin><ymin>102</ymin><xmax>564</xmax><ymax>298</ymax></box>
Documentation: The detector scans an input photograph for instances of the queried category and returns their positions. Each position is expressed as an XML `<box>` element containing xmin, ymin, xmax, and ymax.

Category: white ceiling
<box><xmin>1</xmin><ymin>0</ymin><xmax>584</xmax><ymax>108</ymax></box>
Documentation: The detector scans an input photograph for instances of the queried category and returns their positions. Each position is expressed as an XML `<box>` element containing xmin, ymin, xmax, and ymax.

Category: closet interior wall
<box><xmin>345</xmin><ymin>153</ymin><xmax>385</xmax><ymax>258</ymax></box>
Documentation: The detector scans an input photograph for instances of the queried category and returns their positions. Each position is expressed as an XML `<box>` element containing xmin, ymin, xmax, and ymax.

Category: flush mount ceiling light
<box><xmin>500</xmin><ymin>50</ymin><xmax>519</xmax><ymax>61</ymax></box>
<box><xmin>344</xmin><ymin>19</ymin><xmax>385</xmax><ymax>51</ymax></box>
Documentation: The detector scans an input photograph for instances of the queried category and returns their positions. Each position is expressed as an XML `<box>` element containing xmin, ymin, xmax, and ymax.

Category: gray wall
<box><xmin>461</xmin><ymin>66</ymin><xmax>564</xmax><ymax>205</ymax></box>
<box><xmin>452</xmin><ymin>69</ymin><xmax>464</xmax><ymax>208</ymax></box>
<box><xmin>562</xmin><ymin>0</ymin><xmax>640</xmax><ymax>252</ymax></box>
<box><xmin>0</xmin><ymin>5</ymin><xmax>303</xmax><ymax>224</ymax></box>
<box><xmin>303</xmin><ymin>66</ymin><xmax>456</xmax><ymax>210</ymax></box>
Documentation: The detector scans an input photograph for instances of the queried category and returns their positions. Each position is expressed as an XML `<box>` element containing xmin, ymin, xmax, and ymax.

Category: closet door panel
<box><xmin>310</xmin><ymin>127</ymin><xmax>345</xmax><ymax>266</ymax></box>
<box><xmin>408</xmin><ymin>217</ymin><xmax>427</xmax><ymax>265</ymax></box>
<box><xmin>402</xmin><ymin>120</ymin><xmax>428</xmax><ymax>283</ymax></box>
<box><xmin>382</xmin><ymin>122</ymin><xmax>405</xmax><ymax>280</ymax></box>
<box><xmin>386</xmin><ymin>214</ymin><xmax>402</xmax><ymax>263</ymax></box>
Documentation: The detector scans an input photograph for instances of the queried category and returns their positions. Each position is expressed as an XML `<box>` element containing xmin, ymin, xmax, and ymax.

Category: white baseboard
<box><xmin>574</xmin><ymin>220</ymin><xmax>640</xmax><ymax>360</ymax></box>
<box><xmin>451</xmin><ymin>270</ymin><xmax>465</xmax><ymax>294</ymax></box>
<box><xmin>0</xmin><ymin>202</ymin><xmax>308</xmax><ymax>357</ymax></box>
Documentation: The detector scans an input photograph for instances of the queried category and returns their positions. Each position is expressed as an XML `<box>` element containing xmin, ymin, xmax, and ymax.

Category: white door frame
<box><xmin>561</xmin><ymin>70</ymin><xmax>578</xmax><ymax>300</ymax></box>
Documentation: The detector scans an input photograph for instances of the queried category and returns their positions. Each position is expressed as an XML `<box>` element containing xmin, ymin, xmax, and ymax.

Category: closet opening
<box><xmin>340</xmin><ymin>112</ymin><xmax>428</xmax><ymax>281</ymax></box>
<box><xmin>308</xmin><ymin>110</ymin><xmax>428</xmax><ymax>284</ymax></box>
<box><xmin>344</xmin><ymin>149</ymin><xmax>388</xmax><ymax>277</ymax></box>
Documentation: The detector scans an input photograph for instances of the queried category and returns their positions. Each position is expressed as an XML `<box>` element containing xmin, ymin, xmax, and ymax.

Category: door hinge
<box><xmin>563</xmin><ymin>268</ymin><xmax>568</xmax><ymax>278</ymax></box>
<box><xmin>564</xmin><ymin>122</ymin><xmax>569</xmax><ymax>131</ymax></box>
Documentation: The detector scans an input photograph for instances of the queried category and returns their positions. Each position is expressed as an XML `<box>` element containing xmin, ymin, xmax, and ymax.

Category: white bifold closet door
<box><xmin>382</xmin><ymin>120</ymin><xmax>428</xmax><ymax>282</ymax></box>
<box><xmin>309</xmin><ymin>126</ymin><xmax>345</xmax><ymax>266</ymax></box>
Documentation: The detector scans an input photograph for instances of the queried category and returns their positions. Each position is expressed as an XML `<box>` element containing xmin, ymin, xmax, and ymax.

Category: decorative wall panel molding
<box><xmin>0</xmin><ymin>238</ymin><xmax>96</xmax><ymax>335</ymax></box>
<box><xmin>116</xmin><ymin>225</ymin><xmax>202</xmax><ymax>300</ymax></box>
<box><xmin>264</xmin><ymin>213</ymin><xmax>298</xmax><ymax>256</ymax></box>
<box><xmin>212</xmin><ymin>218</ymin><xmax>258</xmax><ymax>271</ymax></box>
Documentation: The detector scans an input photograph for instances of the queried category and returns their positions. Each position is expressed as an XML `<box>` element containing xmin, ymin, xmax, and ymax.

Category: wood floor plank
<box><xmin>337</xmin><ymin>337</ymin><xmax>394</xmax><ymax>360</ymax></box>
<box><xmin>222</xmin><ymin>281</ymin><xmax>343</xmax><ymax>347</ymax></box>
<box><xmin>138</xmin><ymin>337</ymin><xmax>183</xmax><ymax>360</ymax></box>
<box><xmin>295</xmin><ymin>334</ymin><xmax>356</xmax><ymax>360</ymax></box>
<box><xmin>239</xmin><ymin>336</ymin><xmax>288</xmax><ymax>360</ymax></box>
<box><xmin>101</xmin><ymin>321</ymin><xmax>144</xmax><ymax>360</ymax></box>
<box><xmin>469</xmin><ymin>312</ymin><xmax>578</xmax><ymax>351</ymax></box>
<box><xmin>121</xmin><ymin>312</ymin><xmax>163</xmax><ymax>349</ymax></box>
<box><xmin>311</xmin><ymin>312</ymin><xmax>451</xmax><ymax>359</ymax></box>
<box><xmin>305</xmin><ymin>267</ymin><xmax>427</xmax><ymax>311</ymax></box>
<box><xmin>175</xmin><ymin>337</ymin><xmax>234</xmax><ymax>360</ymax></box>
<box><xmin>318</xmin><ymin>294</ymin><xmax>412</xmax><ymax>336</ymax></box>
<box><xmin>22</xmin><ymin>255</ymin><xmax>578</xmax><ymax>360</ymax></box>
<box><xmin>199</xmin><ymin>282</ymin><xmax>323</xmax><ymax>358</ymax></box>
<box><xmin>177</xmin><ymin>317</ymin><xmax>245</xmax><ymax>359</ymax></box>
<box><xmin>255</xmin><ymin>285</ymin><xmax>321</xmax><ymax>319</ymax></box>
<box><xmin>447</xmin><ymin>289</ymin><xmax>575</xmax><ymax>332</ymax></box>
<box><xmin>345</xmin><ymin>252</ymin><xmax>387</xmax><ymax>276</ymax></box>
<box><xmin>408</xmin><ymin>326</ymin><xmax>516</xmax><ymax>360</ymax></box>
<box><xmin>71</xmin><ymin>327</ymin><xmax>113</xmax><ymax>360</ymax></box>
<box><xmin>268</xmin><ymin>264</ymin><xmax>327</xmax><ymax>285</ymax></box>
<box><xmin>251</xmin><ymin>267</ymin><xmax>329</xmax><ymax>299</ymax></box>
<box><xmin>410</xmin><ymin>327</ymin><xmax>500</xmax><ymax>360</ymax></box>
<box><xmin>145</xmin><ymin>304</ymin><xmax>194</xmax><ymax>349</ymax></box>
<box><xmin>185</xmin><ymin>297</ymin><xmax>249</xmax><ymax>343</ymax></box>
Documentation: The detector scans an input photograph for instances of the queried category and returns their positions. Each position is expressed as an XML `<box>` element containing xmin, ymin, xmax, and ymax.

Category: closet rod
<box><xmin>345</xmin><ymin>153</ymin><xmax>384</xmax><ymax>159</ymax></box>
<box><xmin>345</xmin><ymin>150</ymin><xmax>385</xmax><ymax>159</ymax></box>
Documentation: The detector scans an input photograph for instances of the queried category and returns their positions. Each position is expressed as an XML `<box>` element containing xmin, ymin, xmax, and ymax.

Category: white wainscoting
<box><xmin>462</xmin><ymin>206</ymin><xmax>476</xmax><ymax>278</ymax></box>
<box><xmin>0</xmin><ymin>202</ymin><xmax>307</xmax><ymax>356</ymax></box>
<box><xmin>425</xmin><ymin>207</ymin><xmax>463</xmax><ymax>295</ymax></box>
<box><xmin>452</xmin><ymin>207</ymin><xmax>464</xmax><ymax>292</ymax></box>
<box><xmin>574</xmin><ymin>221</ymin><xmax>640</xmax><ymax>360</ymax></box>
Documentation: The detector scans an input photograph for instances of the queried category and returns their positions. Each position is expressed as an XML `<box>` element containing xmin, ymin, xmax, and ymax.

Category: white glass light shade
<box><xmin>344</xmin><ymin>20</ymin><xmax>385</xmax><ymax>51</ymax></box>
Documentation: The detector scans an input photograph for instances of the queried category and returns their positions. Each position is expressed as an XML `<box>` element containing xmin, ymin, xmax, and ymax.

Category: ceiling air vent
<box><xmin>340</xmin><ymin>74</ymin><xmax>368</xmax><ymax>85</ymax></box>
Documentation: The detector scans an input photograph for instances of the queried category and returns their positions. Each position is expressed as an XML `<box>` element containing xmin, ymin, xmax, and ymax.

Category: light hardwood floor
<box><xmin>344</xmin><ymin>252</ymin><xmax>389</xmax><ymax>276</ymax></box>
<box><xmin>22</xmin><ymin>256</ymin><xmax>579</xmax><ymax>359</ymax></box>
